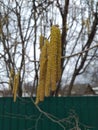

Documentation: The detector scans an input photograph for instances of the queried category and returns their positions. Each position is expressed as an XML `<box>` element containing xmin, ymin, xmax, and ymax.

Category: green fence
<box><xmin>0</xmin><ymin>96</ymin><xmax>98</xmax><ymax>130</ymax></box>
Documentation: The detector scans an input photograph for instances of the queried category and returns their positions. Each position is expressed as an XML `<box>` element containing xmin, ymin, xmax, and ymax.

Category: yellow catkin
<box><xmin>50</xmin><ymin>25</ymin><xmax>61</xmax><ymax>91</ymax></box>
<box><xmin>56</xmin><ymin>29</ymin><xmax>61</xmax><ymax>81</ymax></box>
<box><xmin>39</xmin><ymin>41</ymin><xmax>47</xmax><ymax>101</ymax></box>
<box><xmin>13</xmin><ymin>71</ymin><xmax>20</xmax><ymax>102</ymax></box>
<box><xmin>45</xmin><ymin>40</ymin><xmax>51</xmax><ymax>97</ymax></box>
<box><xmin>35</xmin><ymin>85</ymin><xmax>40</xmax><ymax>104</ymax></box>
<box><xmin>10</xmin><ymin>68</ymin><xmax>14</xmax><ymax>77</ymax></box>
<box><xmin>39</xmin><ymin>35</ymin><xmax>44</xmax><ymax>50</ymax></box>
<box><xmin>35</xmin><ymin>39</ymin><xmax>48</xmax><ymax>104</ymax></box>
<box><xmin>13</xmin><ymin>75</ymin><xmax>17</xmax><ymax>102</ymax></box>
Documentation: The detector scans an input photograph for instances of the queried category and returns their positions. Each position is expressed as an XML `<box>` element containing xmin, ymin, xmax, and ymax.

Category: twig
<box><xmin>30</xmin><ymin>98</ymin><xmax>66</xmax><ymax>130</ymax></box>
<box><xmin>29</xmin><ymin>44</ymin><xmax>98</xmax><ymax>62</ymax></box>
<box><xmin>35</xmin><ymin>113</ymin><xmax>42</xmax><ymax>130</ymax></box>
<box><xmin>61</xmin><ymin>44</ymin><xmax>98</xmax><ymax>59</ymax></box>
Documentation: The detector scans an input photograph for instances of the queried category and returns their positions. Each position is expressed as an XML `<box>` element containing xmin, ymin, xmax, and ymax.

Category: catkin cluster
<box><xmin>12</xmin><ymin>71</ymin><xmax>20</xmax><ymax>102</ymax></box>
<box><xmin>35</xmin><ymin>25</ymin><xmax>61</xmax><ymax>104</ymax></box>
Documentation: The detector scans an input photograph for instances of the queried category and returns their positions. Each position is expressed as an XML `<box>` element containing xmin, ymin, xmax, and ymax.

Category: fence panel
<box><xmin>0</xmin><ymin>96</ymin><xmax>98</xmax><ymax>130</ymax></box>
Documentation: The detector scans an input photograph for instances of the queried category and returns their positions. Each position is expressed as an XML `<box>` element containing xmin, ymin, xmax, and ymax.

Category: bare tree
<box><xmin>56</xmin><ymin>0</ymin><xmax>98</xmax><ymax>95</ymax></box>
<box><xmin>0</xmin><ymin>0</ymin><xmax>54</xmax><ymax>96</ymax></box>
<box><xmin>0</xmin><ymin>0</ymin><xmax>98</xmax><ymax>97</ymax></box>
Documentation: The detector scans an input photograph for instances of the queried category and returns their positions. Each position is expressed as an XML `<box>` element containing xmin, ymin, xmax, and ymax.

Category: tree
<box><xmin>56</xmin><ymin>0</ymin><xmax>98</xmax><ymax>95</ymax></box>
<box><xmin>0</xmin><ymin>0</ymin><xmax>98</xmax><ymax>98</ymax></box>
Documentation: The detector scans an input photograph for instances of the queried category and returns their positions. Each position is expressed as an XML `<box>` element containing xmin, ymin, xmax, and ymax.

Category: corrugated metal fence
<box><xmin>0</xmin><ymin>96</ymin><xmax>98</xmax><ymax>130</ymax></box>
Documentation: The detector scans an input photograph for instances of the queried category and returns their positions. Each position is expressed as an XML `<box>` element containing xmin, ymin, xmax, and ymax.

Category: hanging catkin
<box><xmin>45</xmin><ymin>40</ymin><xmax>51</xmax><ymax>97</ymax></box>
<box><xmin>50</xmin><ymin>25</ymin><xmax>61</xmax><ymax>91</ymax></box>
<box><xmin>35</xmin><ymin>39</ymin><xmax>48</xmax><ymax>104</ymax></box>
<box><xmin>56</xmin><ymin>27</ymin><xmax>61</xmax><ymax>81</ymax></box>
<box><xmin>35</xmin><ymin>85</ymin><xmax>40</xmax><ymax>104</ymax></box>
<box><xmin>12</xmin><ymin>71</ymin><xmax>20</xmax><ymax>102</ymax></box>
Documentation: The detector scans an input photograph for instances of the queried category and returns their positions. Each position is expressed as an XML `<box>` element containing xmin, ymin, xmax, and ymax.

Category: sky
<box><xmin>0</xmin><ymin>0</ymin><xmax>98</xmax><ymax>90</ymax></box>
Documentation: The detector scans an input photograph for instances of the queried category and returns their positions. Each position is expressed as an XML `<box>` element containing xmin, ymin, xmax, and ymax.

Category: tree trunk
<box><xmin>18</xmin><ymin>80</ymin><xmax>22</xmax><ymax>97</ymax></box>
<box><xmin>67</xmin><ymin>73</ymin><xmax>77</xmax><ymax>95</ymax></box>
